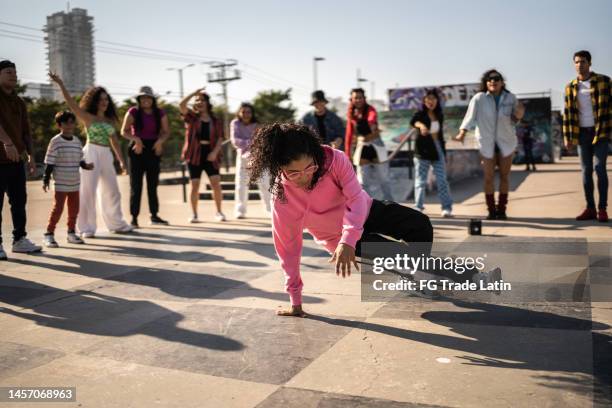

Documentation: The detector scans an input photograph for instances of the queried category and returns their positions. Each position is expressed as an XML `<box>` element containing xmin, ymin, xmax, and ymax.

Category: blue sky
<box><xmin>1</xmin><ymin>0</ymin><xmax>611</xmax><ymax>115</ymax></box>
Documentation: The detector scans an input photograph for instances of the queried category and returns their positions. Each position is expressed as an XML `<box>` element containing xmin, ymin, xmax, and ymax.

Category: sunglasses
<box><xmin>283</xmin><ymin>162</ymin><xmax>319</xmax><ymax>181</ymax></box>
<box><xmin>487</xmin><ymin>75</ymin><xmax>502</xmax><ymax>82</ymax></box>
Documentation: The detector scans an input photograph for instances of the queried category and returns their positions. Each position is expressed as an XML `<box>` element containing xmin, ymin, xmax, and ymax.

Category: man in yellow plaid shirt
<box><xmin>563</xmin><ymin>50</ymin><xmax>610</xmax><ymax>223</ymax></box>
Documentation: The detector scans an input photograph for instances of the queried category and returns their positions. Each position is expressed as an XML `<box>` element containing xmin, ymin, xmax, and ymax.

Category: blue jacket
<box><xmin>301</xmin><ymin>110</ymin><xmax>345</xmax><ymax>145</ymax></box>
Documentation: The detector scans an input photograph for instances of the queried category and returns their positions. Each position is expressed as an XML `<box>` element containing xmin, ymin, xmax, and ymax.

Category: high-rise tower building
<box><xmin>45</xmin><ymin>7</ymin><xmax>95</xmax><ymax>98</ymax></box>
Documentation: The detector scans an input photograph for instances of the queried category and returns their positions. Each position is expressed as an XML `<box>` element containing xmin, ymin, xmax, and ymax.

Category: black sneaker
<box><xmin>150</xmin><ymin>215</ymin><xmax>169</xmax><ymax>225</ymax></box>
<box><xmin>131</xmin><ymin>217</ymin><xmax>139</xmax><ymax>228</ymax></box>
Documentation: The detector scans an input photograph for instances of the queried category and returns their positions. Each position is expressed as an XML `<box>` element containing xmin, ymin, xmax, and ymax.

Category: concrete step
<box><xmin>199</xmin><ymin>191</ymin><xmax>262</xmax><ymax>200</ymax></box>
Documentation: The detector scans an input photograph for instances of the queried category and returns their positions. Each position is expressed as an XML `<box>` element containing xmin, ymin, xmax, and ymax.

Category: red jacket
<box><xmin>182</xmin><ymin>110</ymin><xmax>224</xmax><ymax>168</ymax></box>
<box><xmin>344</xmin><ymin>104</ymin><xmax>378</xmax><ymax>157</ymax></box>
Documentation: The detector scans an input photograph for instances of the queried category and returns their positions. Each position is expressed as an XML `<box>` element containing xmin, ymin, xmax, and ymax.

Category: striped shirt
<box><xmin>44</xmin><ymin>134</ymin><xmax>84</xmax><ymax>192</ymax></box>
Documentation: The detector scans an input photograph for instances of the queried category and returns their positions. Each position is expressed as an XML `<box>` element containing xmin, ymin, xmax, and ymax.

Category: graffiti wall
<box><xmin>514</xmin><ymin>97</ymin><xmax>553</xmax><ymax>163</ymax></box>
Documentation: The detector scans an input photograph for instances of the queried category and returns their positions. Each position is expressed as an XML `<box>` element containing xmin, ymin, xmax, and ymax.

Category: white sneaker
<box><xmin>441</xmin><ymin>209</ymin><xmax>453</xmax><ymax>218</ymax></box>
<box><xmin>12</xmin><ymin>237</ymin><xmax>42</xmax><ymax>253</ymax></box>
<box><xmin>81</xmin><ymin>232</ymin><xmax>95</xmax><ymax>239</ymax></box>
<box><xmin>189</xmin><ymin>215</ymin><xmax>201</xmax><ymax>223</ymax></box>
<box><xmin>215</xmin><ymin>212</ymin><xmax>227</xmax><ymax>222</ymax></box>
<box><xmin>0</xmin><ymin>245</ymin><xmax>7</xmax><ymax>260</ymax></box>
<box><xmin>43</xmin><ymin>234</ymin><xmax>59</xmax><ymax>248</ymax></box>
<box><xmin>67</xmin><ymin>232</ymin><xmax>85</xmax><ymax>244</ymax></box>
<box><xmin>113</xmin><ymin>225</ymin><xmax>134</xmax><ymax>234</ymax></box>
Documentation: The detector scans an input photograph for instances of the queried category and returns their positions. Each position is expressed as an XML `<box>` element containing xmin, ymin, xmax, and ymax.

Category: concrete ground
<box><xmin>0</xmin><ymin>157</ymin><xmax>610</xmax><ymax>407</ymax></box>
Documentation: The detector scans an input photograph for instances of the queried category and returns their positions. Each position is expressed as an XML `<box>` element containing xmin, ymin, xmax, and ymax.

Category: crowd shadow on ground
<box><xmin>10</xmin><ymin>254</ymin><xmax>324</xmax><ymax>305</ymax></box>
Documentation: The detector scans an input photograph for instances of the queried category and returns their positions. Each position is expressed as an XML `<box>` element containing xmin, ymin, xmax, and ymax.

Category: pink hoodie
<box><xmin>272</xmin><ymin>145</ymin><xmax>373</xmax><ymax>305</ymax></box>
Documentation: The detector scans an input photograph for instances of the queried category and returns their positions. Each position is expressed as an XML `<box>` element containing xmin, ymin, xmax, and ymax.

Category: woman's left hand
<box><xmin>119</xmin><ymin>161</ymin><xmax>128</xmax><ymax>175</ymax></box>
<box><xmin>329</xmin><ymin>243</ymin><xmax>359</xmax><ymax>278</ymax></box>
<box><xmin>153</xmin><ymin>140</ymin><xmax>164</xmax><ymax>156</ymax></box>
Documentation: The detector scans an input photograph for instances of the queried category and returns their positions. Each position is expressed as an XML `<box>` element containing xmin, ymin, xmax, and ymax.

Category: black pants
<box><xmin>356</xmin><ymin>200</ymin><xmax>475</xmax><ymax>282</ymax></box>
<box><xmin>0</xmin><ymin>161</ymin><xmax>27</xmax><ymax>244</ymax></box>
<box><xmin>524</xmin><ymin>144</ymin><xmax>536</xmax><ymax>169</ymax></box>
<box><xmin>129</xmin><ymin>140</ymin><xmax>161</xmax><ymax>218</ymax></box>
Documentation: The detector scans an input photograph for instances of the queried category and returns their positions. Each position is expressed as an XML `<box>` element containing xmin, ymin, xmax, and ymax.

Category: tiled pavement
<box><xmin>0</xmin><ymin>157</ymin><xmax>610</xmax><ymax>407</ymax></box>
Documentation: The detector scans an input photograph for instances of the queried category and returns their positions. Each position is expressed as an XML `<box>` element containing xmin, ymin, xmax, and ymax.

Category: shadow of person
<box><xmin>0</xmin><ymin>274</ymin><xmax>243</xmax><ymax>351</ymax></box>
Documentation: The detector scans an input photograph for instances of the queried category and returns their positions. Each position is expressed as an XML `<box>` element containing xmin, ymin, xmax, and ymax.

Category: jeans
<box><xmin>578</xmin><ymin>128</ymin><xmax>608</xmax><ymax>210</ymax></box>
<box><xmin>414</xmin><ymin>140</ymin><xmax>453</xmax><ymax>211</ymax></box>
<box><xmin>0</xmin><ymin>161</ymin><xmax>27</xmax><ymax>244</ymax></box>
<box><xmin>129</xmin><ymin>139</ymin><xmax>161</xmax><ymax>218</ymax></box>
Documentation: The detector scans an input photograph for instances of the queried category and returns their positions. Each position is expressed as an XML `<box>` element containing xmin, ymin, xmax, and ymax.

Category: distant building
<box><xmin>45</xmin><ymin>7</ymin><xmax>95</xmax><ymax>99</ymax></box>
<box><xmin>23</xmin><ymin>82</ymin><xmax>55</xmax><ymax>100</ymax></box>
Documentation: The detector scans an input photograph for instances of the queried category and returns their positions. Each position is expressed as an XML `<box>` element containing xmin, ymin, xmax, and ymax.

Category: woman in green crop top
<box><xmin>50</xmin><ymin>72</ymin><xmax>133</xmax><ymax>236</ymax></box>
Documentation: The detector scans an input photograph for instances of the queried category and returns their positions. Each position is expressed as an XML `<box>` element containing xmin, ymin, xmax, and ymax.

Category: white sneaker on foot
<box><xmin>81</xmin><ymin>232</ymin><xmax>95</xmax><ymax>239</ymax></box>
<box><xmin>113</xmin><ymin>225</ymin><xmax>134</xmax><ymax>234</ymax></box>
<box><xmin>12</xmin><ymin>237</ymin><xmax>42</xmax><ymax>253</ymax></box>
<box><xmin>67</xmin><ymin>232</ymin><xmax>85</xmax><ymax>244</ymax></box>
<box><xmin>441</xmin><ymin>209</ymin><xmax>453</xmax><ymax>218</ymax></box>
<box><xmin>43</xmin><ymin>234</ymin><xmax>59</xmax><ymax>248</ymax></box>
<box><xmin>0</xmin><ymin>245</ymin><xmax>7</xmax><ymax>260</ymax></box>
<box><xmin>215</xmin><ymin>212</ymin><xmax>226</xmax><ymax>222</ymax></box>
<box><xmin>189</xmin><ymin>215</ymin><xmax>201</xmax><ymax>223</ymax></box>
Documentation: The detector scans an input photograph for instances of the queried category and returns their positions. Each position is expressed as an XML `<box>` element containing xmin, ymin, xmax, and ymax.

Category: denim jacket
<box><xmin>301</xmin><ymin>110</ymin><xmax>345</xmax><ymax>145</ymax></box>
<box><xmin>460</xmin><ymin>90</ymin><xmax>520</xmax><ymax>159</ymax></box>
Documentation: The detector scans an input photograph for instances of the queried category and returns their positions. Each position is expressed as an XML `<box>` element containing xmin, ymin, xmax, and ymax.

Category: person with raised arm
<box><xmin>179</xmin><ymin>88</ymin><xmax>226</xmax><ymax>223</ymax></box>
<box><xmin>49</xmin><ymin>72</ymin><xmax>133</xmax><ymax>237</ymax></box>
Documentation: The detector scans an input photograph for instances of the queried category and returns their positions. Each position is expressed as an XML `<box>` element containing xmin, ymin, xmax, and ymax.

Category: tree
<box><xmin>252</xmin><ymin>89</ymin><xmax>296</xmax><ymax>124</ymax></box>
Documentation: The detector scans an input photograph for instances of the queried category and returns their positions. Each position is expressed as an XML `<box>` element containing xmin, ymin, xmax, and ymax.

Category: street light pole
<box><xmin>166</xmin><ymin>63</ymin><xmax>195</xmax><ymax>99</ymax></box>
<box><xmin>356</xmin><ymin>68</ymin><xmax>368</xmax><ymax>89</ymax></box>
<box><xmin>313</xmin><ymin>57</ymin><xmax>325</xmax><ymax>91</ymax></box>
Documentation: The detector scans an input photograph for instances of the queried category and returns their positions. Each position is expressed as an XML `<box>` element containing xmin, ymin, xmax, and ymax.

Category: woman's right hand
<box><xmin>131</xmin><ymin>137</ymin><xmax>144</xmax><ymax>155</ymax></box>
<box><xmin>418</xmin><ymin>124</ymin><xmax>429</xmax><ymax>136</ymax></box>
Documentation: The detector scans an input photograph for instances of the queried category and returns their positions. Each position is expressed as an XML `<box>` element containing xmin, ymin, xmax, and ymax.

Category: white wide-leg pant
<box><xmin>77</xmin><ymin>143</ymin><xmax>131</xmax><ymax>234</ymax></box>
<box><xmin>234</xmin><ymin>153</ymin><xmax>271</xmax><ymax>217</ymax></box>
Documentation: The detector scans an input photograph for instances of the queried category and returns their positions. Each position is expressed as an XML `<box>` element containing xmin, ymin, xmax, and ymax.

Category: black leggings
<box><xmin>356</xmin><ymin>200</ymin><xmax>476</xmax><ymax>282</ymax></box>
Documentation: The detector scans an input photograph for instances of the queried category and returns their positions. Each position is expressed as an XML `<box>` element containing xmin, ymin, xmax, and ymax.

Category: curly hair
<box><xmin>249</xmin><ymin>123</ymin><xmax>325</xmax><ymax>203</ymax></box>
<box><xmin>79</xmin><ymin>86</ymin><xmax>118</xmax><ymax>122</ymax></box>
<box><xmin>479</xmin><ymin>69</ymin><xmax>509</xmax><ymax>93</ymax></box>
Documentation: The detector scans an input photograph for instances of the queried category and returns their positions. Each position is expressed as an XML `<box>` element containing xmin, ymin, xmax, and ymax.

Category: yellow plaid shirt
<box><xmin>562</xmin><ymin>72</ymin><xmax>611</xmax><ymax>145</ymax></box>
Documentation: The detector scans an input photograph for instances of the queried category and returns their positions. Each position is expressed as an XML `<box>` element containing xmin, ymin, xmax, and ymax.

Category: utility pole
<box><xmin>207</xmin><ymin>60</ymin><xmax>241</xmax><ymax>171</ymax></box>
<box><xmin>313</xmin><ymin>57</ymin><xmax>325</xmax><ymax>91</ymax></box>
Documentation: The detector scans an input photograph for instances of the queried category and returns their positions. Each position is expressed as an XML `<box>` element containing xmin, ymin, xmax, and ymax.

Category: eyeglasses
<box><xmin>283</xmin><ymin>163</ymin><xmax>319</xmax><ymax>181</ymax></box>
<box><xmin>487</xmin><ymin>75</ymin><xmax>502</xmax><ymax>82</ymax></box>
